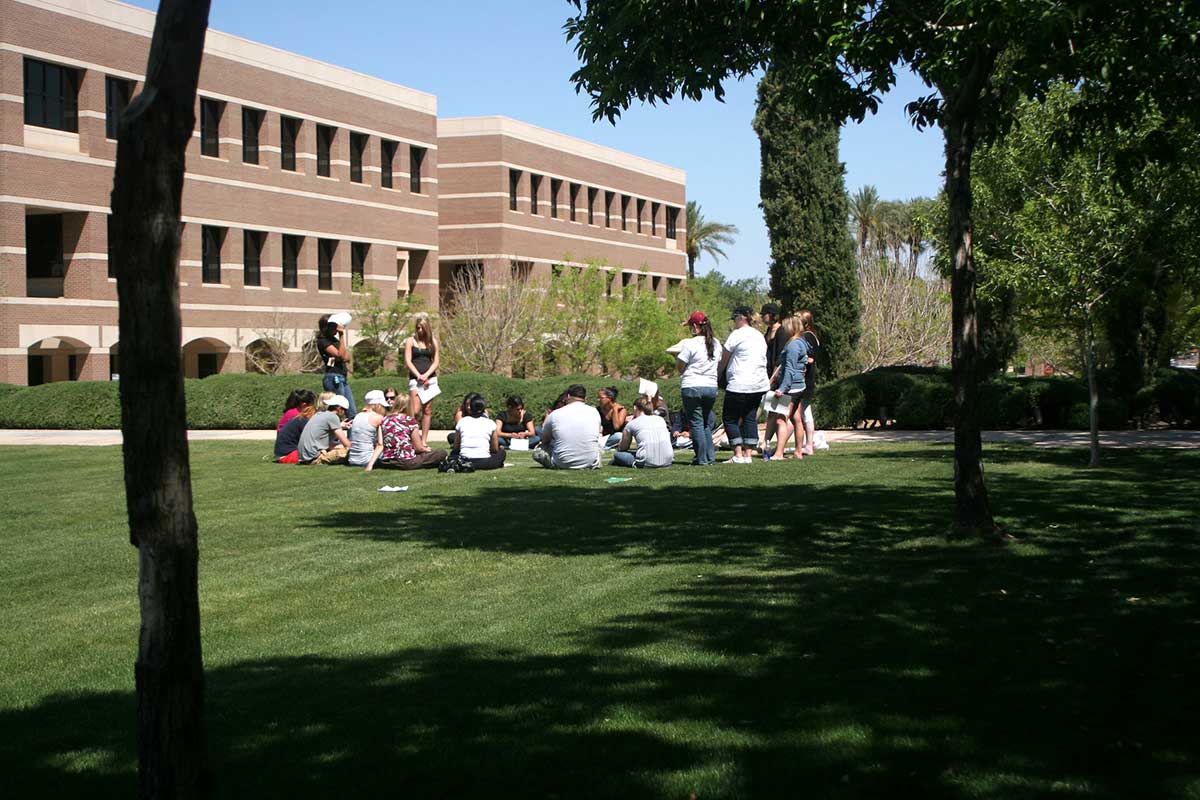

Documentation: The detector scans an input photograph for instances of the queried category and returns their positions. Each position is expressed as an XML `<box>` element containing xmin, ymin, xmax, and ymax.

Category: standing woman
<box><xmin>719</xmin><ymin>306</ymin><xmax>769</xmax><ymax>463</ymax></box>
<box><xmin>404</xmin><ymin>313</ymin><xmax>440</xmax><ymax>444</ymax></box>
<box><xmin>797</xmin><ymin>309</ymin><xmax>821</xmax><ymax>455</ymax></box>
<box><xmin>318</xmin><ymin>313</ymin><xmax>356</xmax><ymax>417</ymax></box>
<box><xmin>772</xmin><ymin>316</ymin><xmax>811</xmax><ymax>460</ymax></box>
<box><xmin>676</xmin><ymin>311</ymin><xmax>721</xmax><ymax>466</ymax></box>
<box><xmin>760</xmin><ymin>302</ymin><xmax>793</xmax><ymax>460</ymax></box>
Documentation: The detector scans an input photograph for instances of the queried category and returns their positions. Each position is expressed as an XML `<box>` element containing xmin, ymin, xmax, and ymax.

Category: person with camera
<box><xmin>317</xmin><ymin>312</ymin><xmax>355</xmax><ymax>417</ymax></box>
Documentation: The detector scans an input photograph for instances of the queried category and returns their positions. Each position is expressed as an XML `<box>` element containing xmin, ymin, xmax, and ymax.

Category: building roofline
<box><xmin>438</xmin><ymin>116</ymin><xmax>686</xmax><ymax>185</ymax></box>
<box><xmin>10</xmin><ymin>0</ymin><xmax>437</xmax><ymax>116</ymax></box>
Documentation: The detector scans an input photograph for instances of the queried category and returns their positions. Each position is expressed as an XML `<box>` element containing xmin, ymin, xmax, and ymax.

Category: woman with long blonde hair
<box><xmin>404</xmin><ymin>313</ymin><xmax>440</xmax><ymax>443</ymax></box>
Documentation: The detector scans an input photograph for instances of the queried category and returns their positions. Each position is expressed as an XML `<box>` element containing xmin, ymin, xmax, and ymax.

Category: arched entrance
<box><xmin>181</xmin><ymin>337</ymin><xmax>232</xmax><ymax>379</ymax></box>
<box><xmin>26</xmin><ymin>336</ymin><xmax>91</xmax><ymax>385</ymax></box>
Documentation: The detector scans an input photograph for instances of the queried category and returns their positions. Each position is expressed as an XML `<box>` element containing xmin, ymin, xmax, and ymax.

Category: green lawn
<box><xmin>1</xmin><ymin>442</ymin><xmax>1197</xmax><ymax>798</ymax></box>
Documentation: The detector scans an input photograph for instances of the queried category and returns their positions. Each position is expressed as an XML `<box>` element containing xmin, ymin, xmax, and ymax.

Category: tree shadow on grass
<box><xmin>4</xmin><ymin>446</ymin><xmax>1197</xmax><ymax>797</ymax></box>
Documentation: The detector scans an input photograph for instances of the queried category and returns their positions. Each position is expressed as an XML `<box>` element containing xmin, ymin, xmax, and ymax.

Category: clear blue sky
<box><xmin>127</xmin><ymin>0</ymin><xmax>945</xmax><ymax>283</ymax></box>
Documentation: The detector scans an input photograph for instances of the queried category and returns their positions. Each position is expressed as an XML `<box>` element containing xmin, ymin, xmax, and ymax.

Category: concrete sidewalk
<box><xmin>1</xmin><ymin>428</ymin><xmax>1196</xmax><ymax>449</ymax></box>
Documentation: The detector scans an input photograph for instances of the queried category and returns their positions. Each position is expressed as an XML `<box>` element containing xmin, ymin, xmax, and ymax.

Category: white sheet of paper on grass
<box><xmin>509</xmin><ymin>438</ymin><xmax>530</xmax><ymax>451</ymax></box>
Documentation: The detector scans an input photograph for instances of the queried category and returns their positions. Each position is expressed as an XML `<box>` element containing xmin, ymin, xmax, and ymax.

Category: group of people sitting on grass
<box><xmin>273</xmin><ymin>302</ymin><xmax>820</xmax><ymax>470</ymax></box>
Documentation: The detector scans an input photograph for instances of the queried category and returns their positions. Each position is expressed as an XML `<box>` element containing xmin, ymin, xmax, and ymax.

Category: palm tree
<box><xmin>848</xmin><ymin>185</ymin><xmax>880</xmax><ymax>267</ymax></box>
<box><xmin>686</xmin><ymin>200</ymin><xmax>739</xmax><ymax>280</ymax></box>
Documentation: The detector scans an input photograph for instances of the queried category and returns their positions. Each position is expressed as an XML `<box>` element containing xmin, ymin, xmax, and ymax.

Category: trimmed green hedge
<box><xmin>1</xmin><ymin>366</ymin><xmax>1195</xmax><ymax>430</ymax></box>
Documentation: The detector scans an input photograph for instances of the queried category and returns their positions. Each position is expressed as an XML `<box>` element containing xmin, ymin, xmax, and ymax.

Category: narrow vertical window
<box><xmin>530</xmin><ymin>174</ymin><xmax>541</xmax><ymax>215</ymax></box>
<box><xmin>316</xmin><ymin>125</ymin><xmax>334</xmax><ymax>177</ymax></box>
<box><xmin>666</xmin><ymin>207</ymin><xmax>679</xmax><ymax>239</ymax></box>
<box><xmin>551</xmin><ymin>178</ymin><xmax>562</xmax><ymax>218</ymax></box>
<box><xmin>318</xmin><ymin>239</ymin><xmax>336</xmax><ymax>290</ymax></box>
<box><xmin>587</xmin><ymin>187</ymin><xmax>597</xmax><ymax>225</ymax></box>
<box><xmin>604</xmin><ymin>191</ymin><xmax>615</xmax><ymax>228</ymax></box>
<box><xmin>381</xmin><ymin>139</ymin><xmax>397</xmax><ymax>188</ymax></box>
<box><xmin>350</xmin><ymin>132</ymin><xmax>367</xmax><ymax>183</ymax></box>
<box><xmin>621</xmin><ymin>195</ymin><xmax>630</xmax><ymax>230</ymax></box>
<box><xmin>281</xmin><ymin>116</ymin><xmax>299</xmax><ymax>171</ymax></box>
<box><xmin>105</xmin><ymin>76</ymin><xmax>133</xmax><ymax>140</ymax></box>
<box><xmin>201</xmin><ymin>225</ymin><xmax>224</xmax><ymax>284</ymax></box>
<box><xmin>200</xmin><ymin>98</ymin><xmax>222</xmax><ymax>157</ymax></box>
<box><xmin>106</xmin><ymin>214</ymin><xmax>116</xmax><ymax>278</ymax></box>
<box><xmin>651</xmin><ymin>202</ymin><xmax>660</xmax><ymax>236</ymax></box>
<box><xmin>24</xmin><ymin>58</ymin><xmax>79</xmax><ymax>132</ymax></box>
<box><xmin>282</xmin><ymin>235</ymin><xmax>300</xmax><ymax>288</ymax></box>
<box><xmin>242</xmin><ymin>107</ymin><xmax>263</xmax><ymax>164</ymax></box>
<box><xmin>409</xmin><ymin>146</ymin><xmax>426</xmax><ymax>193</ymax></box>
<box><xmin>351</xmin><ymin>242</ymin><xmax>369</xmax><ymax>289</ymax></box>
<box><xmin>243</xmin><ymin>230</ymin><xmax>263</xmax><ymax>286</ymax></box>
<box><xmin>509</xmin><ymin>169</ymin><xmax>522</xmax><ymax>210</ymax></box>
<box><xmin>636</xmin><ymin>198</ymin><xmax>646</xmax><ymax>233</ymax></box>
<box><xmin>569</xmin><ymin>183</ymin><xmax>580</xmax><ymax>221</ymax></box>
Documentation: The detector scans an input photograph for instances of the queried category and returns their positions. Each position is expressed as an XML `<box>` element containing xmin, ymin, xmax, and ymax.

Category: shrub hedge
<box><xmin>0</xmin><ymin>366</ymin><xmax>1195</xmax><ymax>430</ymax></box>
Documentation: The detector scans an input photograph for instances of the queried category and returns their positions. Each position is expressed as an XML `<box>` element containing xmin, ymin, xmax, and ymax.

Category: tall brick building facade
<box><xmin>0</xmin><ymin>0</ymin><xmax>686</xmax><ymax>385</ymax></box>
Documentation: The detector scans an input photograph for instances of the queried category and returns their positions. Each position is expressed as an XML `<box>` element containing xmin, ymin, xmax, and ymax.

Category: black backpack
<box><xmin>438</xmin><ymin>453</ymin><xmax>475</xmax><ymax>474</ymax></box>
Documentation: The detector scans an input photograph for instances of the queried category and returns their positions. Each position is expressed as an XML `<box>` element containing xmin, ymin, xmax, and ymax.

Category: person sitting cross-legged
<box><xmin>612</xmin><ymin>398</ymin><xmax>674</xmax><ymax>469</ymax></box>
<box><xmin>532</xmin><ymin>384</ymin><xmax>602</xmax><ymax>470</ymax></box>
<box><xmin>296</xmin><ymin>394</ymin><xmax>353</xmax><ymax>465</ymax></box>
<box><xmin>453</xmin><ymin>394</ymin><xmax>507</xmax><ymax>470</ymax></box>
<box><xmin>365</xmin><ymin>393</ymin><xmax>446</xmax><ymax>471</ymax></box>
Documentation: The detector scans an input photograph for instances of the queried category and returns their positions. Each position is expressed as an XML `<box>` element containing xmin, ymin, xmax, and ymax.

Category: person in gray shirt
<box><xmin>532</xmin><ymin>384</ymin><xmax>602</xmax><ymax>469</ymax></box>
<box><xmin>612</xmin><ymin>398</ymin><xmax>674</xmax><ymax>468</ymax></box>
<box><xmin>297</xmin><ymin>395</ymin><xmax>352</xmax><ymax>464</ymax></box>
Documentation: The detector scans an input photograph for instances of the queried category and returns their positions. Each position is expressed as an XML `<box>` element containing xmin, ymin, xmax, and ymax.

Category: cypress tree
<box><xmin>754</xmin><ymin>65</ymin><xmax>861</xmax><ymax>378</ymax></box>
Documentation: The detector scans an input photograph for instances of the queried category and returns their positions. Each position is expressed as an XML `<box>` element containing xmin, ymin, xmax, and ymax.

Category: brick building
<box><xmin>0</xmin><ymin>0</ymin><xmax>686</xmax><ymax>386</ymax></box>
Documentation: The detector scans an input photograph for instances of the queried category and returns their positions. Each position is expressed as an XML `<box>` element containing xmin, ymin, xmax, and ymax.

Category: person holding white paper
<box><xmin>496</xmin><ymin>395</ymin><xmax>539</xmax><ymax>449</ymax></box>
<box><xmin>404</xmin><ymin>313</ymin><xmax>440</xmax><ymax>444</ymax></box>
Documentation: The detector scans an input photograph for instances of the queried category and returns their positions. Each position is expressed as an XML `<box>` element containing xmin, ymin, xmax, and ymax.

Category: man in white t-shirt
<box><xmin>612</xmin><ymin>399</ymin><xmax>674</xmax><ymax>468</ymax></box>
<box><xmin>720</xmin><ymin>306</ymin><xmax>769</xmax><ymax>463</ymax></box>
<box><xmin>533</xmin><ymin>384</ymin><xmax>601</xmax><ymax>469</ymax></box>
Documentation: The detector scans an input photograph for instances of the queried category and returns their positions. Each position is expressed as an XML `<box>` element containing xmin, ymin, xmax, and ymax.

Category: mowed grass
<box><xmin>0</xmin><ymin>441</ymin><xmax>1197</xmax><ymax>798</ymax></box>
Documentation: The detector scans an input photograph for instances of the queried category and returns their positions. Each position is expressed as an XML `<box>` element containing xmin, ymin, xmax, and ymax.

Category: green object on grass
<box><xmin>605</xmin><ymin>477</ymin><xmax>633</xmax><ymax>483</ymax></box>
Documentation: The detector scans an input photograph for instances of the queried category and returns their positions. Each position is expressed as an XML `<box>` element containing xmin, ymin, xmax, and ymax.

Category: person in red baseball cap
<box><xmin>675</xmin><ymin>311</ymin><xmax>722</xmax><ymax>465</ymax></box>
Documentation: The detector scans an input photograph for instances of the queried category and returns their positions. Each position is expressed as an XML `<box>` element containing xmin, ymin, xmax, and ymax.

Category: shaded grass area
<box><xmin>0</xmin><ymin>442</ymin><xmax>1197</xmax><ymax>798</ymax></box>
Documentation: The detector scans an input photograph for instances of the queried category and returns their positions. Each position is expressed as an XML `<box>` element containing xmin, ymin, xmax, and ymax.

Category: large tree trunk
<box><xmin>110</xmin><ymin>1</ymin><xmax>212</xmax><ymax>797</ymax></box>
<box><xmin>687</xmin><ymin>252</ymin><xmax>696</xmax><ymax>280</ymax></box>
<box><xmin>939</xmin><ymin>64</ymin><xmax>999</xmax><ymax>538</ymax></box>
<box><xmin>1085</xmin><ymin>313</ymin><xmax>1101</xmax><ymax>468</ymax></box>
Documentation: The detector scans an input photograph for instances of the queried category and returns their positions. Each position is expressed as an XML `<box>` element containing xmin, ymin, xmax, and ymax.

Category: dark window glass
<box><xmin>530</xmin><ymin>174</ymin><xmax>541</xmax><ymax>215</ymax></box>
<box><xmin>200</xmin><ymin>98</ymin><xmax>222</xmax><ymax>157</ymax></box>
<box><xmin>569</xmin><ymin>183</ymin><xmax>580</xmax><ymax>221</ymax></box>
<box><xmin>242</xmin><ymin>107</ymin><xmax>263</xmax><ymax>164</ymax></box>
<box><xmin>587</xmin><ymin>187</ymin><xmax>597</xmax><ymax>225</ymax></box>
<box><xmin>24</xmin><ymin>58</ymin><xmax>79</xmax><ymax>132</ymax></box>
<box><xmin>198</xmin><ymin>353</ymin><xmax>218</xmax><ymax>379</ymax></box>
<box><xmin>509</xmin><ymin>169</ymin><xmax>521</xmax><ymax>211</ymax></box>
<box><xmin>605</xmin><ymin>191</ymin><xmax>615</xmax><ymax>228</ymax></box>
<box><xmin>351</xmin><ymin>242</ymin><xmax>368</xmax><ymax>289</ymax></box>
<box><xmin>637</xmin><ymin>198</ymin><xmax>646</xmax><ymax>233</ymax></box>
<box><xmin>381</xmin><ymin>139</ymin><xmax>397</xmax><ymax>188</ymax></box>
<box><xmin>282</xmin><ymin>235</ymin><xmax>300</xmax><ymax>288</ymax></box>
<box><xmin>666</xmin><ymin>206</ymin><xmax>678</xmax><ymax>239</ymax></box>
<box><xmin>318</xmin><ymin>239</ymin><xmax>335</xmax><ymax>290</ymax></box>
<box><xmin>201</xmin><ymin>225</ymin><xmax>224</xmax><ymax>284</ymax></box>
<box><xmin>651</xmin><ymin>202</ymin><xmax>660</xmax><ymax>236</ymax></box>
<box><xmin>105</xmin><ymin>76</ymin><xmax>133</xmax><ymax>140</ymax></box>
<box><xmin>350</xmin><ymin>132</ymin><xmax>367</xmax><ymax>183</ymax></box>
<box><xmin>243</xmin><ymin>230</ymin><xmax>263</xmax><ymax>286</ymax></box>
<box><xmin>107</xmin><ymin>214</ymin><xmax>116</xmax><ymax>278</ymax></box>
<box><xmin>621</xmin><ymin>195</ymin><xmax>630</xmax><ymax>230</ymax></box>
<box><xmin>27</xmin><ymin>355</ymin><xmax>46</xmax><ymax>386</ymax></box>
<box><xmin>281</xmin><ymin>116</ymin><xmax>299</xmax><ymax>171</ymax></box>
<box><xmin>26</xmin><ymin>214</ymin><xmax>64</xmax><ymax>278</ymax></box>
<box><xmin>410</xmin><ymin>146</ymin><xmax>425</xmax><ymax>193</ymax></box>
<box><xmin>316</xmin><ymin>125</ymin><xmax>334</xmax><ymax>177</ymax></box>
<box><xmin>68</xmin><ymin>354</ymin><xmax>79</xmax><ymax>381</ymax></box>
<box><xmin>551</xmin><ymin>178</ymin><xmax>562</xmax><ymax>218</ymax></box>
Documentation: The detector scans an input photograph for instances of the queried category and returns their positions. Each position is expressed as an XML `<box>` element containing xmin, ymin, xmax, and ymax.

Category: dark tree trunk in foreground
<box><xmin>110</xmin><ymin>1</ymin><xmax>212</xmax><ymax>796</ymax></box>
<box><xmin>939</xmin><ymin>53</ymin><xmax>999</xmax><ymax>538</ymax></box>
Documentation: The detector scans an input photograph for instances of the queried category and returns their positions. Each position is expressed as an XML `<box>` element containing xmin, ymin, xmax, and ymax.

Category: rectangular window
<box><xmin>24</xmin><ymin>58</ymin><xmax>79</xmax><ymax>133</ymax></box>
<box><xmin>381</xmin><ymin>139</ymin><xmax>397</xmax><ymax>188</ymax></box>
<box><xmin>551</xmin><ymin>178</ymin><xmax>562</xmax><ymax>218</ymax></box>
<box><xmin>587</xmin><ymin>187</ymin><xmax>597</xmax><ymax>225</ymax></box>
<box><xmin>318</xmin><ymin>239</ymin><xmax>336</xmax><ymax>290</ymax></box>
<box><xmin>530</xmin><ymin>174</ymin><xmax>541</xmax><ymax>215</ymax></box>
<box><xmin>316</xmin><ymin>124</ymin><xmax>334</xmax><ymax>177</ymax></box>
<box><xmin>410</xmin><ymin>145</ymin><xmax>425</xmax><ymax>193</ymax></box>
<box><xmin>351</xmin><ymin>242</ymin><xmax>369</xmax><ymax>289</ymax></box>
<box><xmin>242</xmin><ymin>107</ymin><xmax>263</xmax><ymax>164</ymax></box>
<box><xmin>281</xmin><ymin>116</ymin><xmax>300</xmax><ymax>171</ymax></box>
<box><xmin>282</xmin><ymin>234</ymin><xmax>300</xmax><ymax>288</ymax></box>
<box><xmin>201</xmin><ymin>225</ymin><xmax>224</xmax><ymax>284</ymax></box>
<box><xmin>651</xmin><ymin>202</ymin><xmax>660</xmax><ymax>236</ymax></box>
<box><xmin>636</xmin><ymin>198</ymin><xmax>646</xmax><ymax>233</ymax></box>
<box><xmin>509</xmin><ymin>169</ymin><xmax>522</xmax><ymax>211</ymax></box>
<box><xmin>243</xmin><ymin>230</ymin><xmax>263</xmax><ymax>286</ymax></box>
<box><xmin>200</xmin><ymin>98</ymin><xmax>222</xmax><ymax>157</ymax></box>
<box><xmin>604</xmin><ymin>191</ymin><xmax>615</xmax><ymax>228</ymax></box>
<box><xmin>26</xmin><ymin>214</ymin><xmax>64</xmax><ymax>278</ymax></box>
<box><xmin>68</xmin><ymin>354</ymin><xmax>79</xmax><ymax>381</ymax></box>
<box><xmin>569</xmin><ymin>183</ymin><xmax>580</xmax><ymax>221</ymax></box>
<box><xmin>105</xmin><ymin>76</ymin><xmax>133</xmax><ymax>140</ymax></box>
<box><xmin>621</xmin><ymin>195</ymin><xmax>630</xmax><ymax>230</ymax></box>
<box><xmin>666</xmin><ymin>206</ymin><xmax>679</xmax><ymax>239</ymax></box>
<box><xmin>350</xmin><ymin>132</ymin><xmax>367</xmax><ymax>183</ymax></box>
<box><xmin>107</xmin><ymin>214</ymin><xmax>116</xmax><ymax>278</ymax></box>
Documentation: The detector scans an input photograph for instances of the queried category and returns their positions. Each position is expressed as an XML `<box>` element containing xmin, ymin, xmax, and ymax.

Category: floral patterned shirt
<box><xmin>380</xmin><ymin>414</ymin><xmax>418</xmax><ymax>461</ymax></box>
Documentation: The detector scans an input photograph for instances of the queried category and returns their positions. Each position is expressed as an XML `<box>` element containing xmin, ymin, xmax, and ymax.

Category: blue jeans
<box><xmin>612</xmin><ymin>450</ymin><xmax>636</xmax><ymax>468</ymax></box>
<box><xmin>682</xmin><ymin>386</ymin><xmax>717</xmax><ymax>465</ymax></box>
<box><xmin>603</xmin><ymin>431</ymin><xmax>623</xmax><ymax>450</ymax></box>
<box><xmin>322</xmin><ymin>373</ymin><xmax>356</xmax><ymax>417</ymax></box>
<box><xmin>722</xmin><ymin>390</ymin><xmax>763</xmax><ymax>448</ymax></box>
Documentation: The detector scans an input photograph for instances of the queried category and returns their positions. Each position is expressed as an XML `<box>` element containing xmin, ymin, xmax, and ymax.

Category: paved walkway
<box><xmin>1</xmin><ymin>428</ymin><xmax>1196</xmax><ymax>448</ymax></box>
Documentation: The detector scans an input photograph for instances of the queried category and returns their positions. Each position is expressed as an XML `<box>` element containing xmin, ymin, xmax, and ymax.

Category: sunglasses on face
<box><xmin>385</xmin><ymin>395</ymin><xmax>396</xmax><ymax>401</ymax></box>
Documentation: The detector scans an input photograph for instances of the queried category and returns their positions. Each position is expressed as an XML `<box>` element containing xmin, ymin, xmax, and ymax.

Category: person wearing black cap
<box><xmin>719</xmin><ymin>306</ymin><xmax>769</xmax><ymax>463</ymax></box>
<box><xmin>761</xmin><ymin>302</ymin><xmax>792</xmax><ymax>459</ymax></box>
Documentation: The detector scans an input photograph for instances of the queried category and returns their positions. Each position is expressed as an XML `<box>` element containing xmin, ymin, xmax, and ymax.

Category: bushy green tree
<box><xmin>755</xmin><ymin>64</ymin><xmax>860</xmax><ymax>378</ymax></box>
